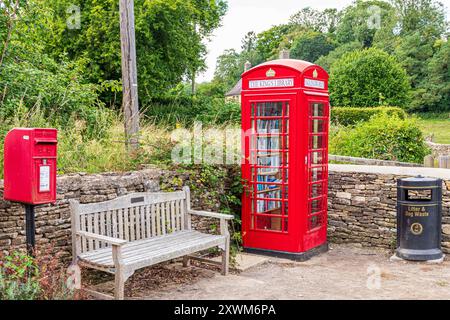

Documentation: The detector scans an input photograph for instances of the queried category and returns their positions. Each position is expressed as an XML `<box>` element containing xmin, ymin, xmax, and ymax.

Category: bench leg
<box><xmin>115</xmin><ymin>271</ymin><xmax>126</xmax><ymax>300</ymax></box>
<box><xmin>114</xmin><ymin>269</ymin><xmax>133</xmax><ymax>300</ymax></box>
<box><xmin>222</xmin><ymin>237</ymin><xmax>230</xmax><ymax>276</ymax></box>
<box><xmin>183</xmin><ymin>256</ymin><xmax>191</xmax><ymax>267</ymax></box>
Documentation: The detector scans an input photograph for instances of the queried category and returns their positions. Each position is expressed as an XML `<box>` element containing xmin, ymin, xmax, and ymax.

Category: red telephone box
<box><xmin>4</xmin><ymin>128</ymin><xmax>58</xmax><ymax>205</ymax></box>
<box><xmin>241</xmin><ymin>59</ymin><xmax>329</xmax><ymax>260</ymax></box>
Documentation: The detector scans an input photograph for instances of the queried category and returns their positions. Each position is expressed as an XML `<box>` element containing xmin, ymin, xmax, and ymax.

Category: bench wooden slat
<box><xmin>79</xmin><ymin>230</ymin><xmax>203</xmax><ymax>262</ymax></box>
<box><xmin>80</xmin><ymin>231</ymin><xmax>224</xmax><ymax>267</ymax></box>
<box><xmin>93</xmin><ymin>213</ymin><xmax>100</xmax><ymax>249</ymax></box>
<box><xmin>123</xmin><ymin>234</ymin><xmax>222</xmax><ymax>265</ymax></box>
<box><xmin>131</xmin><ymin>207</ymin><xmax>135</xmax><ymax>240</ymax></box>
<box><xmin>106</xmin><ymin>210</ymin><xmax>112</xmax><ymax>238</ymax></box>
<box><xmin>80</xmin><ymin>233</ymin><xmax>195</xmax><ymax>265</ymax></box>
<box><xmin>156</xmin><ymin>203</ymin><xmax>161</xmax><ymax>236</ymax></box>
<box><xmin>100</xmin><ymin>211</ymin><xmax>106</xmax><ymax>240</ymax></box>
<box><xmin>126</xmin><ymin>237</ymin><xmax>225</xmax><ymax>270</ymax></box>
<box><xmin>78</xmin><ymin>192</ymin><xmax>186</xmax><ymax>215</ymax></box>
<box><xmin>118</xmin><ymin>209</ymin><xmax>124</xmax><ymax>240</ymax></box>
<box><xmin>180</xmin><ymin>199</ymin><xmax>186</xmax><ymax>230</ymax></box>
<box><xmin>124</xmin><ymin>208</ymin><xmax>129</xmax><ymax>241</ymax></box>
<box><xmin>145</xmin><ymin>205</ymin><xmax>151</xmax><ymax>239</ymax></box>
<box><xmin>81</xmin><ymin>231</ymin><xmax>203</xmax><ymax>264</ymax></box>
<box><xmin>151</xmin><ymin>204</ymin><xmax>156</xmax><ymax>237</ymax></box>
<box><xmin>135</xmin><ymin>206</ymin><xmax>141</xmax><ymax>241</ymax></box>
<box><xmin>141</xmin><ymin>206</ymin><xmax>146</xmax><ymax>239</ymax></box>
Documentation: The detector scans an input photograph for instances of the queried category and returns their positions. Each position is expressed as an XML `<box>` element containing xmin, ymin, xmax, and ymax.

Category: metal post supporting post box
<box><xmin>25</xmin><ymin>204</ymin><xmax>36</xmax><ymax>255</ymax></box>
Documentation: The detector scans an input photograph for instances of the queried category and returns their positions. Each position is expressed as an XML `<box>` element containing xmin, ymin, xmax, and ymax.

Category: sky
<box><xmin>198</xmin><ymin>0</ymin><xmax>450</xmax><ymax>83</ymax></box>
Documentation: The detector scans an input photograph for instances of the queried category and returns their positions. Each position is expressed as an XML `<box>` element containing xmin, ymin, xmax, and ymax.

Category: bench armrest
<box><xmin>188</xmin><ymin>210</ymin><xmax>234</xmax><ymax>220</ymax></box>
<box><xmin>77</xmin><ymin>231</ymin><xmax>127</xmax><ymax>246</ymax></box>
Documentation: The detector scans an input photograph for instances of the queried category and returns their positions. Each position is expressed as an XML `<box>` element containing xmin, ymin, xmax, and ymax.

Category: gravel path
<box><xmin>131</xmin><ymin>244</ymin><xmax>450</xmax><ymax>300</ymax></box>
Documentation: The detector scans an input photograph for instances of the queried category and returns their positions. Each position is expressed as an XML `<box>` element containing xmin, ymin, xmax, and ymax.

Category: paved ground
<box><xmin>93</xmin><ymin>244</ymin><xmax>450</xmax><ymax>300</ymax></box>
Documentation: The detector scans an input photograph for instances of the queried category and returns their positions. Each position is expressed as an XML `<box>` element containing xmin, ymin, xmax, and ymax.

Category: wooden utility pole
<box><xmin>119</xmin><ymin>0</ymin><xmax>140</xmax><ymax>151</ymax></box>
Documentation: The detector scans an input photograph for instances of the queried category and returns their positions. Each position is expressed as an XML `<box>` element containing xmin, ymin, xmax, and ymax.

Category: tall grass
<box><xmin>0</xmin><ymin>97</ymin><xmax>242</xmax><ymax>179</ymax></box>
<box><xmin>0</xmin><ymin>107</ymin><xmax>173</xmax><ymax>178</ymax></box>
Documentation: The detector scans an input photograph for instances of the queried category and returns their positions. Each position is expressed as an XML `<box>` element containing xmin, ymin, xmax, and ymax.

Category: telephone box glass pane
<box><xmin>310</xmin><ymin>198</ymin><xmax>324</xmax><ymax>214</ymax></box>
<box><xmin>311</xmin><ymin>119</ymin><xmax>325</xmax><ymax>133</ymax></box>
<box><xmin>310</xmin><ymin>135</ymin><xmax>325</xmax><ymax>150</ymax></box>
<box><xmin>310</xmin><ymin>183</ymin><xmax>324</xmax><ymax>199</ymax></box>
<box><xmin>311</xmin><ymin>151</ymin><xmax>325</xmax><ymax>165</ymax></box>
<box><xmin>257</xmin><ymin>102</ymin><xmax>283</xmax><ymax>116</ymax></box>
<box><xmin>256</xmin><ymin>216</ymin><xmax>283</xmax><ymax>231</ymax></box>
<box><xmin>308</xmin><ymin>215</ymin><xmax>323</xmax><ymax>231</ymax></box>
<box><xmin>257</xmin><ymin>136</ymin><xmax>281</xmax><ymax>150</ymax></box>
<box><xmin>310</xmin><ymin>103</ymin><xmax>325</xmax><ymax>117</ymax></box>
<box><xmin>256</xmin><ymin>198</ymin><xmax>282</xmax><ymax>214</ymax></box>
<box><xmin>311</xmin><ymin>167</ymin><xmax>325</xmax><ymax>182</ymax></box>
<box><xmin>257</xmin><ymin>119</ymin><xmax>281</xmax><ymax>133</ymax></box>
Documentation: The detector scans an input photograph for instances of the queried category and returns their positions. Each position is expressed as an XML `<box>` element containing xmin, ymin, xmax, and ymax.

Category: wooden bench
<box><xmin>70</xmin><ymin>186</ymin><xmax>233</xmax><ymax>300</ymax></box>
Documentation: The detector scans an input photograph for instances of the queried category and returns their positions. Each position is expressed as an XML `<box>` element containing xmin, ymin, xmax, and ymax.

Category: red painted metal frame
<box><xmin>241</xmin><ymin>59</ymin><xmax>329</xmax><ymax>254</ymax></box>
<box><xmin>4</xmin><ymin>128</ymin><xmax>58</xmax><ymax>205</ymax></box>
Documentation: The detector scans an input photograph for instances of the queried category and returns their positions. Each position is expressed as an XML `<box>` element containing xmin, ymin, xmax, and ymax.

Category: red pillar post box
<box><xmin>4</xmin><ymin>128</ymin><xmax>58</xmax><ymax>204</ymax></box>
<box><xmin>241</xmin><ymin>59</ymin><xmax>329</xmax><ymax>260</ymax></box>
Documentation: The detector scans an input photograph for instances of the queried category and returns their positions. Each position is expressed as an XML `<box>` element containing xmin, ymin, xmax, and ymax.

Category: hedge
<box><xmin>331</xmin><ymin>106</ymin><xmax>407</xmax><ymax>126</ymax></box>
<box><xmin>329</xmin><ymin>113</ymin><xmax>430</xmax><ymax>164</ymax></box>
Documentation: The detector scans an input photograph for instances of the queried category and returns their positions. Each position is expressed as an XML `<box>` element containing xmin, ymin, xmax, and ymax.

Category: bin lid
<box><xmin>398</xmin><ymin>176</ymin><xmax>442</xmax><ymax>188</ymax></box>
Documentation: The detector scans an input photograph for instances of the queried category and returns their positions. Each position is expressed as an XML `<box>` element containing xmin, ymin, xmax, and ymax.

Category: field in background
<box><xmin>416</xmin><ymin>114</ymin><xmax>450</xmax><ymax>144</ymax></box>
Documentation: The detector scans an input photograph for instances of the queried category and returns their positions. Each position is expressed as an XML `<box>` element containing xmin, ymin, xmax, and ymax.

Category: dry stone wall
<box><xmin>328</xmin><ymin>166</ymin><xmax>450</xmax><ymax>253</ymax></box>
<box><xmin>0</xmin><ymin>165</ymin><xmax>449</xmax><ymax>259</ymax></box>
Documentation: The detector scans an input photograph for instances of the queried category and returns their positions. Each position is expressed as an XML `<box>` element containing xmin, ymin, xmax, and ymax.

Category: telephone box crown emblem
<box><xmin>266</xmin><ymin>68</ymin><xmax>276</xmax><ymax>77</ymax></box>
<box><xmin>313</xmin><ymin>69</ymin><xmax>319</xmax><ymax>78</ymax></box>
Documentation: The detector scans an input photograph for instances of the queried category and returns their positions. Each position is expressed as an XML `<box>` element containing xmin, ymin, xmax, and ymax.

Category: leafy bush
<box><xmin>329</xmin><ymin>48</ymin><xmax>411</xmax><ymax>108</ymax></box>
<box><xmin>197</xmin><ymin>100</ymin><xmax>241</xmax><ymax>125</ymax></box>
<box><xmin>0</xmin><ymin>250</ymin><xmax>80</xmax><ymax>300</ymax></box>
<box><xmin>0</xmin><ymin>252</ymin><xmax>40</xmax><ymax>300</ymax></box>
<box><xmin>331</xmin><ymin>106</ymin><xmax>407</xmax><ymax>126</ymax></box>
<box><xmin>0</xmin><ymin>55</ymin><xmax>109</xmax><ymax>138</ymax></box>
<box><xmin>330</xmin><ymin>113</ymin><xmax>430</xmax><ymax>163</ymax></box>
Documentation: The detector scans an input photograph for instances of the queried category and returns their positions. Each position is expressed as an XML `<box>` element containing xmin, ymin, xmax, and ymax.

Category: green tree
<box><xmin>394</xmin><ymin>32</ymin><xmax>435</xmax><ymax>90</ymax></box>
<box><xmin>391</xmin><ymin>0</ymin><xmax>448</xmax><ymax>41</ymax></box>
<box><xmin>336</xmin><ymin>0</ymin><xmax>397</xmax><ymax>47</ymax></box>
<box><xmin>413</xmin><ymin>40</ymin><xmax>450</xmax><ymax>112</ymax></box>
<box><xmin>289</xmin><ymin>31</ymin><xmax>336</xmax><ymax>63</ymax></box>
<box><xmin>316</xmin><ymin>41</ymin><xmax>363</xmax><ymax>71</ymax></box>
<box><xmin>0</xmin><ymin>1</ymin><xmax>107</xmax><ymax>136</ymax></box>
<box><xmin>213</xmin><ymin>49</ymin><xmax>243</xmax><ymax>91</ymax></box>
<box><xmin>289</xmin><ymin>7</ymin><xmax>341</xmax><ymax>34</ymax></box>
<box><xmin>329</xmin><ymin>48</ymin><xmax>411</xmax><ymax>107</ymax></box>
<box><xmin>255</xmin><ymin>24</ymin><xmax>292</xmax><ymax>62</ymax></box>
<box><xmin>20</xmin><ymin>0</ymin><xmax>227</xmax><ymax>105</ymax></box>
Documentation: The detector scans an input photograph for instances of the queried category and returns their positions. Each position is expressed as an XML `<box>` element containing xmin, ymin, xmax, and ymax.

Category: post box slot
<box><xmin>35</xmin><ymin>139</ymin><xmax>57</xmax><ymax>144</ymax></box>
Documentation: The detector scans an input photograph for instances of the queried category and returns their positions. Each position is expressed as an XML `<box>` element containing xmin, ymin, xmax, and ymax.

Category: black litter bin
<box><xmin>396</xmin><ymin>176</ymin><xmax>443</xmax><ymax>261</ymax></box>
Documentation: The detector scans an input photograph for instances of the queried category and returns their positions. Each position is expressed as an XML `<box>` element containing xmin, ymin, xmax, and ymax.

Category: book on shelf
<box><xmin>257</xmin><ymin>119</ymin><xmax>280</xmax><ymax>134</ymax></box>
<box><xmin>254</xmin><ymin>116</ymin><xmax>285</xmax><ymax>214</ymax></box>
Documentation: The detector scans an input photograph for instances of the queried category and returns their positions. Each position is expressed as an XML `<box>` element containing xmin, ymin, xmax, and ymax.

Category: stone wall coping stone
<box><xmin>330</xmin><ymin>164</ymin><xmax>450</xmax><ymax>180</ymax></box>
